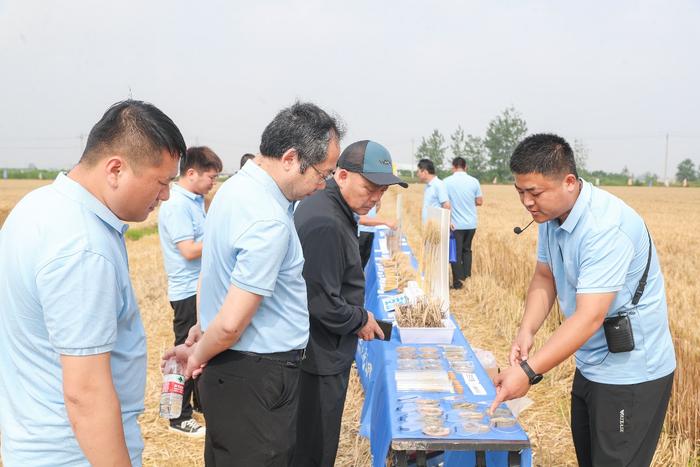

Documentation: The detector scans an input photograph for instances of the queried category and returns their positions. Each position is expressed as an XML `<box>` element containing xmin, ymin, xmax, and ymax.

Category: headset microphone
<box><xmin>513</xmin><ymin>219</ymin><xmax>535</xmax><ymax>235</ymax></box>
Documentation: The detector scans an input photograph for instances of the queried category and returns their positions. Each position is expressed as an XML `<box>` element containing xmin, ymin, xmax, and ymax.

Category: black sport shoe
<box><xmin>169</xmin><ymin>418</ymin><xmax>205</xmax><ymax>438</ymax></box>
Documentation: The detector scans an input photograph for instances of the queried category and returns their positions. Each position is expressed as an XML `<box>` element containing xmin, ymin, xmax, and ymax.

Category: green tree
<box><xmin>484</xmin><ymin>107</ymin><xmax>527</xmax><ymax>182</ymax></box>
<box><xmin>676</xmin><ymin>158</ymin><xmax>697</xmax><ymax>182</ymax></box>
<box><xmin>450</xmin><ymin>126</ymin><xmax>488</xmax><ymax>179</ymax></box>
<box><xmin>416</xmin><ymin>129</ymin><xmax>447</xmax><ymax>168</ymax></box>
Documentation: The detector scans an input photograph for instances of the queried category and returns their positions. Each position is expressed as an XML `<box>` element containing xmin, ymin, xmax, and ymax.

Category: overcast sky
<box><xmin>1</xmin><ymin>0</ymin><xmax>698</xmax><ymax>177</ymax></box>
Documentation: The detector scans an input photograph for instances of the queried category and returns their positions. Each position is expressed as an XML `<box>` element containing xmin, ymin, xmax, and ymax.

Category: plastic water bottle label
<box><xmin>162</xmin><ymin>374</ymin><xmax>185</xmax><ymax>395</ymax></box>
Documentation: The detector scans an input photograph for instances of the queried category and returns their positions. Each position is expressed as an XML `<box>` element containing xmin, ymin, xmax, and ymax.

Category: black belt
<box><xmin>236</xmin><ymin>349</ymin><xmax>305</xmax><ymax>364</ymax></box>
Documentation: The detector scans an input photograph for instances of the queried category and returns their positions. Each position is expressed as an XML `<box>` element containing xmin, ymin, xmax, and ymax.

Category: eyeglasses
<box><xmin>309</xmin><ymin>164</ymin><xmax>335</xmax><ymax>183</ymax></box>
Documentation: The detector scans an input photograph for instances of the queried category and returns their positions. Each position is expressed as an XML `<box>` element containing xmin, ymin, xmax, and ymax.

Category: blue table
<box><xmin>355</xmin><ymin>229</ymin><xmax>532</xmax><ymax>467</ymax></box>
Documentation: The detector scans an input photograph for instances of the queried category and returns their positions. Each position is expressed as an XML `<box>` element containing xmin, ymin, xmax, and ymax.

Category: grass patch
<box><xmin>125</xmin><ymin>224</ymin><xmax>158</xmax><ymax>241</ymax></box>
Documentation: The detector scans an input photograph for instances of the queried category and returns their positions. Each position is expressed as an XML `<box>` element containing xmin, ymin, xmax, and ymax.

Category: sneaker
<box><xmin>169</xmin><ymin>418</ymin><xmax>205</xmax><ymax>438</ymax></box>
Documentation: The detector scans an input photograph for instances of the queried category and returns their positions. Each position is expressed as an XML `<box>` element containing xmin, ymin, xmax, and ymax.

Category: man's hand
<box><xmin>509</xmin><ymin>330</ymin><xmax>534</xmax><ymax>366</ymax></box>
<box><xmin>488</xmin><ymin>364</ymin><xmax>531</xmax><ymax>415</ymax></box>
<box><xmin>185</xmin><ymin>322</ymin><xmax>202</xmax><ymax>346</ymax></box>
<box><xmin>357</xmin><ymin>311</ymin><xmax>384</xmax><ymax>341</ymax></box>
<box><xmin>385</xmin><ymin>220</ymin><xmax>398</xmax><ymax>230</ymax></box>
<box><xmin>162</xmin><ymin>343</ymin><xmax>206</xmax><ymax>379</ymax></box>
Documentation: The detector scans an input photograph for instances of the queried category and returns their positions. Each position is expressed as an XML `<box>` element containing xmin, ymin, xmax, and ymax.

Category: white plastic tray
<box><xmin>396</xmin><ymin>319</ymin><xmax>455</xmax><ymax>344</ymax></box>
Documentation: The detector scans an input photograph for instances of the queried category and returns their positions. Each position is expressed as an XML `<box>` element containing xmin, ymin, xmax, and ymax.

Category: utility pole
<box><xmin>664</xmin><ymin>133</ymin><xmax>669</xmax><ymax>184</ymax></box>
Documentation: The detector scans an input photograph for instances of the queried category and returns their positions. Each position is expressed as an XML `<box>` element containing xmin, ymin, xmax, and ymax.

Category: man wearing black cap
<box><xmin>293</xmin><ymin>140</ymin><xmax>407</xmax><ymax>466</ymax></box>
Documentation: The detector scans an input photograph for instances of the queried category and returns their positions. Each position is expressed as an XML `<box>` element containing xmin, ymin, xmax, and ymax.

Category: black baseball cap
<box><xmin>337</xmin><ymin>140</ymin><xmax>408</xmax><ymax>188</ymax></box>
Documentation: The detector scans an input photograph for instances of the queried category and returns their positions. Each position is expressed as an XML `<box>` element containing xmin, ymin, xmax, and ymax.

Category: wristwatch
<box><xmin>519</xmin><ymin>360</ymin><xmax>543</xmax><ymax>385</ymax></box>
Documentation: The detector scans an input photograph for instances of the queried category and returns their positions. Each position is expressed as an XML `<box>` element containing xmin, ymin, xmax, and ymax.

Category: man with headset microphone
<box><xmin>490</xmin><ymin>133</ymin><xmax>675</xmax><ymax>467</ymax></box>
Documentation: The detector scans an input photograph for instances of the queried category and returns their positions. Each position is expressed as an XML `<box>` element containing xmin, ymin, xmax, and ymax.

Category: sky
<box><xmin>0</xmin><ymin>0</ymin><xmax>698</xmax><ymax>178</ymax></box>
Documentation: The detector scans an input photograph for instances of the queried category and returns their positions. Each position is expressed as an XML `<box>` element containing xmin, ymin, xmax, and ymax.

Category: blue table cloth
<box><xmin>355</xmin><ymin>229</ymin><xmax>532</xmax><ymax>466</ymax></box>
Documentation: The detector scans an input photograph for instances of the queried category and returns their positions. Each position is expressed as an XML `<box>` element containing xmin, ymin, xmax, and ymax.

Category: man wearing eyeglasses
<box><xmin>166</xmin><ymin>102</ymin><xmax>344</xmax><ymax>466</ymax></box>
<box><xmin>293</xmin><ymin>140</ymin><xmax>408</xmax><ymax>467</ymax></box>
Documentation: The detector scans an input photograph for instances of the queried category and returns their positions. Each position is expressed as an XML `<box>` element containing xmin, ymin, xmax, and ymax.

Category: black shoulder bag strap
<box><xmin>631</xmin><ymin>226</ymin><xmax>653</xmax><ymax>306</ymax></box>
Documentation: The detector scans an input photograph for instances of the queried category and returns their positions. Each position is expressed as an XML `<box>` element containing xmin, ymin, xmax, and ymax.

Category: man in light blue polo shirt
<box><xmin>444</xmin><ymin>156</ymin><xmax>483</xmax><ymax>288</ymax></box>
<box><xmin>0</xmin><ymin>100</ymin><xmax>185</xmax><ymax>466</ymax></box>
<box><xmin>167</xmin><ymin>102</ymin><xmax>344</xmax><ymax>466</ymax></box>
<box><xmin>158</xmin><ymin>145</ymin><xmax>222</xmax><ymax>436</ymax></box>
<box><xmin>417</xmin><ymin>158</ymin><xmax>450</xmax><ymax>223</ymax></box>
<box><xmin>491</xmin><ymin>134</ymin><xmax>675</xmax><ymax>467</ymax></box>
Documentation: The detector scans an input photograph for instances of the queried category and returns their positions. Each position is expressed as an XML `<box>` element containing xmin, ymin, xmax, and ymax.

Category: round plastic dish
<box><xmin>422</xmin><ymin>425</ymin><xmax>450</xmax><ymax>437</ymax></box>
<box><xmin>489</xmin><ymin>417</ymin><xmax>517</xmax><ymax>428</ymax></box>
<box><xmin>418</xmin><ymin>406</ymin><xmax>444</xmax><ymax>417</ymax></box>
<box><xmin>461</xmin><ymin>422</ymin><xmax>490</xmax><ymax>434</ymax></box>
<box><xmin>492</xmin><ymin>407</ymin><xmax>512</xmax><ymax>418</ymax></box>
<box><xmin>397</xmin><ymin>359</ymin><xmax>420</xmax><ymax>370</ymax></box>
<box><xmin>451</xmin><ymin>401</ymin><xmax>478</xmax><ymax>410</ymax></box>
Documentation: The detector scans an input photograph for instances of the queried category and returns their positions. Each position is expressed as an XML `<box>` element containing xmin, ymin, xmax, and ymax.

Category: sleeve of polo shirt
<box><xmin>437</xmin><ymin>181</ymin><xmax>449</xmax><ymax>204</ymax></box>
<box><xmin>300</xmin><ymin>224</ymin><xmax>367</xmax><ymax>336</ymax></box>
<box><xmin>230</xmin><ymin>220</ymin><xmax>290</xmax><ymax>297</ymax></box>
<box><xmin>576</xmin><ymin>227</ymin><xmax>634</xmax><ymax>294</ymax></box>
<box><xmin>537</xmin><ymin>224</ymin><xmax>549</xmax><ymax>264</ymax></box>
<box><xmin>37</xmin><ymin>251</ymin><xmax>121</xmax><ymax>355</ymax></box>
<box><xmin>160</xmin><ymin>202</ymin><xmax>195</xmax><ymax>244</ymax></box>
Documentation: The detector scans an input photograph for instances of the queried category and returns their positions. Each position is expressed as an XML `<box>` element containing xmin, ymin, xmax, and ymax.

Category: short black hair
<box><xmin>452</xmin><ymin>157</ymin><xmax>466</xmax><ymax>169</ymax></box>
<box><xmin>259</xmin><ymin>102</ymin><xmax>345</xmax><ymax>172</ymax></box>
<box><xmin>417</xmin><ymin>159</ymin><xmax>436</xmax><ymax>175</ymax></box>
<box><xmin>80</xmin><ymin>100</ymin><xmax>186</xmax><ymax>168</ymax></box>
<box><xmin>510</xmin><ymin>133</ymin><xmax>578</xmax><ymax>178</ymax></box>
<box><xmin>240</xmin><ymin>153</ymin><xmax>255</xmax><ymax>169</ymax></box>
<box><xmin>182</xmin><ymin>146</ymin><xmax>223</xmax><ymax>176</ymax></box>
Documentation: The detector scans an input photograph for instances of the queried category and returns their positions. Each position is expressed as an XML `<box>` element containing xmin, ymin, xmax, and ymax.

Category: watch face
<box><xmin>531</xmin><ymin>374</ymin><xmax>543</xmax><ymax>385</ymax></box>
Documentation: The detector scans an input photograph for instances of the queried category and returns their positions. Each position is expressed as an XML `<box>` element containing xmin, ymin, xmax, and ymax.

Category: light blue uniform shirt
<box><xmin>422</xmin><ymin>176</ymin><xmax>449</xmax><ymax>223</ymax></box>
<box><xmin>199</xmin><ymin>162</ymin><xmax>309</xmax><ymax>353</ymax></box>
<box><xmin>536</xmin><ymin>179</ymin><xmax>675</xmax><ymax>384</ymax></box>
<box><xmin>358</xmin><ymin>206</ymin><xmax>377</xmax><ymax>234</ymax></box>
<box><xmin>0</xmin><ymin>173</ymin><xmax>146</xmax><ymax>466</ymax></box>
<box><xmin>158</xmin><ymin>183</ymin><xmax>205</xmax><ymax>301</ymax></box>
<box><xmin>444</xmin><ymin>171</ymin><xmax>482</xmax><ymax>230</ymax></box>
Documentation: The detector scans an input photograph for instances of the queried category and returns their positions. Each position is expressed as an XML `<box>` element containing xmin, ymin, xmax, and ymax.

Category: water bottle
<box><xmin>160</xmin><ymin>357</ymin><xmax>184</xmax><ymax>419</ymax></box>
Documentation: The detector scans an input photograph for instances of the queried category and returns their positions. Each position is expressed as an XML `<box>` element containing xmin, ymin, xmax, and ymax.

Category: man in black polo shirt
<box><xmin>293</xmin><ymin>140</ymin><xmax>407</xmax><ymax>466</ymax></box>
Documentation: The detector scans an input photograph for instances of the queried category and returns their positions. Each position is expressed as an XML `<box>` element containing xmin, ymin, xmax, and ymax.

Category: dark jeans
<box><xmin>570</xmin><ymin>368</ymin><xmax>674</xmax><ymax>467</ymax></box>
<box><xmin>450</xmin><ymin>229</ymin><xmax>476</xmax><ymax>284</ymax></box>
<box><xmin>169</xmin><ymin>294</ymin><xmax>200</xmax><ymax>424</ymax></box>
<box><xmin>358</xmin><ymin>231</ymin><xmax>375</xmax><ymax>270</ymax></box>
<box><xmin>200</xmin><ymin>350</ymin><xmax>301</xmax><ymax>467</ymax></box>
<box><xmin>292</xmin><ymin>367</ymin><xmax>352</xmax><ymax>467</ymax></box>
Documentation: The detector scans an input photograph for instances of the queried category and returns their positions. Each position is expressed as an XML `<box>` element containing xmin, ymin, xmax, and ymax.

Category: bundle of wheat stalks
<box><xmin>420</xmin><ymin>221</ymin><xmax>441</xmax><ymax>295</ymax></box>
<box><xmin>381</xmin><ymin>252</ymin><xmax>416</xmax><ymax>291</ymax></box>
<box><xmin>395</xmin><ymin>296</ymin><xmax>445</xmax><ymax>328</ymax></box>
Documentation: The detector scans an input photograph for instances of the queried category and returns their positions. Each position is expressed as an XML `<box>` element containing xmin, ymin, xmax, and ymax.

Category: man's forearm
<box><xmin>528</xmin><ymin>292</ymin><xmax>614</xmax><ymax>374</ymax></box>
<box><xmin>193</xmin><ymin>284</ymin><xmax>262</xmax><ymax>364</ymax></box>
<box><xmin>67</xmin><ymin>388</ymin><xmax>130</xmax><ymax>466</ymax></box>
<box><xmin>62</xmin><ymin>355</ymin><xmax>131</xmax><ymax>467</ymax></box>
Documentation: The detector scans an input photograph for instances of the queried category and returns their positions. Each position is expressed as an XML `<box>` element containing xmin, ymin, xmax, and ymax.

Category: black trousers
<box><xmin>199</xmin><ymin>350</ymin><xmax>301</xmax><ymax>467</ymax></box>
<box><xmin>450</xmin><ymin>229</ymin><xmax>476</xmax><ymax>284</ymax></box>
<box><xmin>292</xmin><ymin>367</ymin><xmax>352</xmax><ymax>467</ymax></box>
<box><xmin>169</xmin><ymin>294</ymin><xmax>200</xmax><ymax>424</ymax></box>
<box><xmin>358</xmin><ymin>231</ymin><xmax>375</xmax><ymax>270</ymax></box>
<box><xmin>570</xmin><ymin>368</ymin><xmax>674</xmax><ymax>467</ymax></box>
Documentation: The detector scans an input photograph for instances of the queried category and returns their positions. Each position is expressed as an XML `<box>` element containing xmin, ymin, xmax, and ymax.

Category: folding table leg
<box><xmin>391</xmin><ymin>450</ymin><xmax>409</xmax><ymax>467</ymax></box>
<box><xmin>475</xmin><ymin>450</ymin><xmax>487</xmax><ymax>467</ymax></box>
<box><xmin>508</xmin><ymin>450</ymin><xmax>521</xmax><ymax>467</ymax></box>
<box><xmin>415</xmin><ymin>450</ymin><xmax>427</xmax><ymax>467</ymax></box>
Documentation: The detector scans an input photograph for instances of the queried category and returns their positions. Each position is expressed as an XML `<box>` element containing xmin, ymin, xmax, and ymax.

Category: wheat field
<box><xmin>1</xmin><ymin>179</ymin><xmax>698</xmax><ymax>466</ymax></box>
